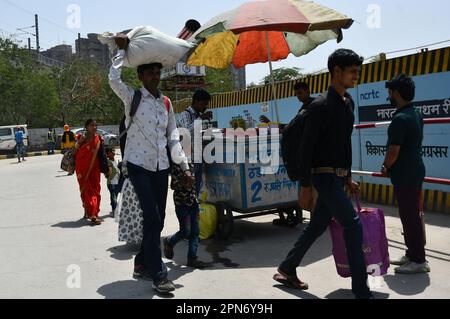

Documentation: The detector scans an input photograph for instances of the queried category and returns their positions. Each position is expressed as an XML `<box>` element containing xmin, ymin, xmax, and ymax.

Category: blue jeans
<box><xmin>107</xmin><ymin>184</ymin><xmax>119</xmax><ymax>211</ymax></box>
<box><xmin>127</xmin><ymin>162</ymin><xmax>169</xmax><ymax>282</ymax></box>
<box><xmin>194</xmin><ymin>163</ymin><xmax>203</xmax><ymax>197</ymax></box>
<box><xmin>168</xmin><ymin>203</ymin><xmax>200</xmax><ymax>261</ymax></box>
<box><xmin>280</xmin><ymin>174</ymin><xmax>372</xmax><ymax>299</ymax></box>
<box><xmin>16</xmin><ymin>143</ymin><xmax>25</xmax><ymax>161</ymax></box>
<box><xmin>47</xmin><ymin>142</ymin><xmax>55</xmax><ymax>155</ymax></box>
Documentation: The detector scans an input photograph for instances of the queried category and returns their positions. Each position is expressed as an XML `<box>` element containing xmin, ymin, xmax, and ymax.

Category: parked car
<box><xmin>72</xmin><ymin>128</ymin><xmax>118</xmax><ymax>148</ymax></box>
<box><xmin>0</xmin><ymin>125</ymin><xmax>28</xmax><ymax>152</ymax></box>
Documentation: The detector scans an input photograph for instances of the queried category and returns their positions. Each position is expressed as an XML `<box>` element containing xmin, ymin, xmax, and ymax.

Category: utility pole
<box><xmin>77</xmin><ymin>33</ymin><xmax>81</xmax><ymax>57</ymax></box>
<box><xmin>28</xmin><ymin>38</ymin><xmax>31</xmax><ymax>54</ymax></box>
<box><xmin>35</xmin><ymin>14</ymin><xmax>40</xmax><ymax>53</ymax></box>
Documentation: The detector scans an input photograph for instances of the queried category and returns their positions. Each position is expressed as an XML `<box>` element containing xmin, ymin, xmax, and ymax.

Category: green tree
<box><xmin>205</xmin><ymin>67</ymin><xmax>234</xmax><ymax>93</ymax></box>
<box><xmin>0</xmin><ymin>37</ymin><xmax>59</xmax><ymax>127</ymax></box>
<box><xmin>261</xmin><ymin>67</ymin><xmax>303</xmax><ymax>84</ymax></box>
<box><xmin>247</xmin><ymin>82</ymin><xmax>258</xmax><ymax>89</ymax></box>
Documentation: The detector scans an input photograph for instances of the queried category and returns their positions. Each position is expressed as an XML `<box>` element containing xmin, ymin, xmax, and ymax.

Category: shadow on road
<box><xmin>165</xmin><ymin>261</ymin><xmax>196</xmax><ymax>282</ymax></box>
<box><xmin>197</xmin><ymin>219</ymin><xmax>332</xmax><ymax>271</ymax></box>
<box><xmin>273</xmin><ymin>284</ymin><xmax>321</xmax><ymax>299</ymax></box>
<box><xmin>51</xmin><ymin>219</ymin><xmax>92</xmax><ymax>229</ymax></box>
<box><xmin>383</xmin><ymin>274</ymin><xmax>431</xmax><ymax>296</ymax></box>
<box><xmin>108</xmin><ymin>244</ymin><xmax>140</xmax><ymax>261</ymax></box>
<box><xmin>325</xmin><ymin>288</ymin><xmax>390</xmax><ymax>299</ymax></box>
<box><xmin>97</xmin><ymin>280</ymin><xmax>176</xmax><ymax>299</ymax></box>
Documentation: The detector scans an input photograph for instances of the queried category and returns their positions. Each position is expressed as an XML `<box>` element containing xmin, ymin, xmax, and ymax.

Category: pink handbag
<box><xmin>330</xmin><ymin>196</ymin><xmax>390</xmax><ymax>278</ymax></box>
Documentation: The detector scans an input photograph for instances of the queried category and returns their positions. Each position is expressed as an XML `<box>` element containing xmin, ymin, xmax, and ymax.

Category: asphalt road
<box><xmin>0</xmin><ymin>155</ymin><xmax>449</xmax><ymax>299</ymax></box>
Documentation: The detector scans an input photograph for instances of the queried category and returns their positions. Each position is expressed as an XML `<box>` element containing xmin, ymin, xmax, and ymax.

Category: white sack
<box><xmin>99</xmin><ymin>26</ymin><xmax>194</xmax><ymax>68</ymax></box>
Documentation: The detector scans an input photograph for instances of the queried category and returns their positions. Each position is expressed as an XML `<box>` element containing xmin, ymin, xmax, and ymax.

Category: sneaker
<box><xmin>395</xmin><ymin>261</ymin><xmax>430</xmax><ymax>274</ymax></box>
<box><xmin>163</xmin><ymin>237</ymin><xmax>174</xmax><ymax>260</ymax></box>
<box><xmin>152</xmin><ymin>279</ymin><xmax>175</xmax><ymax>293</ymax></box>
<box><xmin>187</xmin><ymin>258</ymin><xmax>210</xmax><ymax>269</ymax></box>
<box><xmin>391</xmin><ymin>255</ymin><xmax>410</xmax><ymax>266</ymax></box>
<box><xmin>133</xmin><ymin>266</ymin><xmax>153</xmax><ymax>281</ymax></box>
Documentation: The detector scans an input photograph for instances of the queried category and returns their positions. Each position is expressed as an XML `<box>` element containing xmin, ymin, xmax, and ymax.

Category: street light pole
<box><xmin>35</xmin><ymin>14</ymin><xmax>40</xmax><ymax>53</ymax></box>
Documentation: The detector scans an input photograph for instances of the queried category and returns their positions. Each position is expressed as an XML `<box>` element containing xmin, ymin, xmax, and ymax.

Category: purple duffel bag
<box><xmin>330</xmin><ymin>196</ymin><xmax>390</xmax><ymax>278</ymax></box>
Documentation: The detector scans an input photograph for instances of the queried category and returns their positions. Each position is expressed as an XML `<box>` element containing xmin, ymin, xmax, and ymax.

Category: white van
<box><xmin>0</xmin><ymin>125</ymin><xmax>29</xmax><ymax>152</ymax></box>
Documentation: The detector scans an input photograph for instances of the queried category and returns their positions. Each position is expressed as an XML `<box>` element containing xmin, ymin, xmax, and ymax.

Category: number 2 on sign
<box><xmin>251</xmin><ymin>181</ymin><xmax>262</xmax><ymax>203</ymax></box>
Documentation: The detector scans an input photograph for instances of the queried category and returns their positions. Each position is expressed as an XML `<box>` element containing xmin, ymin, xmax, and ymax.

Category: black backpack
<box><xmin>98</xmin><ymin>139</ymin><xmax>110</xmax><ymax>175</ymax></box>
<box><xmin>281</xmin><ymin>97</ymin><xmax>324</xmax><ymax>182</ymax></box>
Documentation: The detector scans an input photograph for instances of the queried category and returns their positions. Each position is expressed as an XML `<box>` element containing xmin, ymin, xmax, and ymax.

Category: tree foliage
<box><xmin>0</xmin><ymin>37</ymin><xmax>133</xmax><ymax>128</ymax></box>
<box><xmin>0</xmin><ymin>36</ymin><xmax>238</xmax><ymax>129</ymax></box>
<box><xmin>261</xmin><ymin>67</ymin><xmax>303</xmax><ymax>84</ymax></box>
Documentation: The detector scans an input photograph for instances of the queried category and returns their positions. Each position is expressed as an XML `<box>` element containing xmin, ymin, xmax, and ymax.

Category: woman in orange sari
<box><xmin>74</xmin><ymin>119</ymin><xmax>103</xmax><ymax>226</ymax></box>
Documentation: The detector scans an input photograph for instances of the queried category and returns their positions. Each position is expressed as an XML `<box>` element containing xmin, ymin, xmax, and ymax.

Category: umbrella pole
<box><xmin>265</xmin><ymin>31</ymin><xmax>280</xmax><ymax>123</ymax></box>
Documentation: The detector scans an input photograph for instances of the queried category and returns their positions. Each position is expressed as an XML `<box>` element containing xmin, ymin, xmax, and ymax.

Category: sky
<box><xmin>0</xmin><ymin>0</ymin><xmax>449</xmax><ymax>84</ymax></box>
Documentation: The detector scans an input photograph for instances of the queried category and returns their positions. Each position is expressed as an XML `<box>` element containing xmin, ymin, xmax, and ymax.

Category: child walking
<box><xmin>106</xmin><ymin>147</ymin><xmax>120</xmax><ymax>216</ymax></box>
<box><xmin>164</xmin><ymin>163</ymin><xmax>209</xmax><ymax>269</ymax></box>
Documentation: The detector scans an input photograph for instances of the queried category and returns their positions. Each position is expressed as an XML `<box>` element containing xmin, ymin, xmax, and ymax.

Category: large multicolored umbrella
<box><xmin>187</xmin><ymin>0</ymin><xmax>354</xmax><ymax>69</ymax></box>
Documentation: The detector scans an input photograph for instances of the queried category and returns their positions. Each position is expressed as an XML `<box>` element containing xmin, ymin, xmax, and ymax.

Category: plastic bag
<box><xmin>199</xmin><ymin>204</ymin><xmax>218</xmax><ymax>240</ymax></box>
<box><xmin>99</xmin><ymin>26</ymin><xmax>194</xmax><ymax>68</ymax></box>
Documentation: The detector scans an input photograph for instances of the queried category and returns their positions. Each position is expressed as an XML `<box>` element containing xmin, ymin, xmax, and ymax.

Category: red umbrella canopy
<box><xmin>188</xmin><ymin>0</ymin><xmax>353</xmax><ymax>69</ymax></box>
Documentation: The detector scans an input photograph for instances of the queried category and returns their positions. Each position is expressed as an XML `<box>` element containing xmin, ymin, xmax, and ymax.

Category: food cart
<box><xmin>202</xmin><ymin>131</ymin><xmax>302</xmax><ymax>239</ymax></box>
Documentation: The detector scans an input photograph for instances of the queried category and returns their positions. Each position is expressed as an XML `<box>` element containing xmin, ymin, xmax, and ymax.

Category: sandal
<box><xmin>91</xmin><ymin>218</ymin><xmax>102</xmax><ymax>226</ymax></box>
<box><xmin>273</xmin><ymin>269</ymin><xmax>309</xmax><ymax>290</ymax></box>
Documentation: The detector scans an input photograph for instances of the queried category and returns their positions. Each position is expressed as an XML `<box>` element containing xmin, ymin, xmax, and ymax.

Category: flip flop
<box><xmin>91</xmin><ymin>218</ymin><xmax>102</xmax><ymax>226</ymax></box>
<box><xmin>273</xmin><ymin>272</ymin><xmax>309</xmax><ymax>290</ymax></box>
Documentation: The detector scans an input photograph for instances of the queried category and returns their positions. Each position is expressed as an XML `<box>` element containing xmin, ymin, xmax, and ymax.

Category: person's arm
<box><xmin>381</xmin><ymin>117</ymin><xmax>406</xmax><ymax>176</ymax></box>
<box><xmin>73</xmin><ymin>134</ymin><xmax>85</xmax><ymax>156</ymax></box>
<box><xmin>108</xmin><ymin>43</ymin><xmax>134</xmax><ymax>115</ymax></box>
<box><xmin>298</xmin><ymin>108</ymin><xmax>321</xmax><ymax>187</ymax></box>
<box><xmin>177</xmin><ymin>111</ymin><xmax>196</xmax><ymax>138</ymax></box>
<box><xmin>167</xmin><ymin>99</ymin><xmax>190</xmax><ymax>172</ymax></box>
<box><xmin>382</xmin><ymin>146</ymin><xmax>401</xmax><ymax>176</ymax></box>
<box><xmin>297</xmin><ymin>108</ymin><xmax>322</xmax><ymax>211</ymax></box>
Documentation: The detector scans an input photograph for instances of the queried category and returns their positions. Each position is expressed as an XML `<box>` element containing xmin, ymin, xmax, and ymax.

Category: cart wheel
<box><xmin>216</xmin><ymin>206</ymin><xmax>234</xmax><ymax>240</ymax></box>
<box><xmin>278</xmin><ymin>209</ymin><xmax>300</xmax><ymax>228</ymax></box>
<box><xmin>295</xmin><ymin>208</ymin><xmax>304</xmax><ymax>224</ymax></box>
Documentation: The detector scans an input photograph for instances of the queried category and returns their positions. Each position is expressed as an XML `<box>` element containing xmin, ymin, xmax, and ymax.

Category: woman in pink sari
<box><xmin>74</xmin><ymin>119</ymin><xmax>103</xmax><ymax>226</ymax></box>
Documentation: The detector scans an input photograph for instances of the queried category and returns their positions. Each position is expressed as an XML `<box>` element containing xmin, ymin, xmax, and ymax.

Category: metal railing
<box><xmin>353</xmin><ymin>117</ymin><xmax>450</xmax><ymax>186</ymax></box>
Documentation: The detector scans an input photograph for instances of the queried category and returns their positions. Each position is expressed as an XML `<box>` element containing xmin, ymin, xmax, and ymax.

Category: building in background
<box><xmin>75</xmin><ymin>33</ymin><xmax>110</xmax><ymax>68</ymax></box>
<box><xmin>41</xmin><ymin>45</ymin><xmax>72</xmax><ymax>64</ymax></box>
<box><xmin>230</xmin><ymin>66</ymin><xmax>246</xmax><ymax>90</ymax></box>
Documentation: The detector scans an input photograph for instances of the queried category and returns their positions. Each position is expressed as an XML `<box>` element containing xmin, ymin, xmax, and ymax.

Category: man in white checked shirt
<box><xmin>109</xmin><ymin>35</ymin><xmax>192</xmax><ymax>294</ymax></box>
<box><xmin>176</xmin><ymin>89</ymin><xmax>212</xmax><ymax>196</ymax></box>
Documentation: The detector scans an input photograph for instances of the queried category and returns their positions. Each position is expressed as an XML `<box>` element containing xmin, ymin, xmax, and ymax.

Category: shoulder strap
<box><xmin>163</xmin><ymin>96</ymin><xmax>170</xmax><ymax>113</ymax></box>
<box><xmin>130</xmin><ymin>89</ymin><xmax>142</xmax><ymax>117</ymax></box>
<box><xmin>119</xmin><ymin>89</ymin><xmax>142</xmax><ymax>141</ymax></box>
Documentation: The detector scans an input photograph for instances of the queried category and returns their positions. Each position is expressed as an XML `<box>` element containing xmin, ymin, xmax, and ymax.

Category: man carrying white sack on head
<box><xmin>109</xmin><ymin>35</ymin><xmax>193</xmax><ymax>294</ymax></box>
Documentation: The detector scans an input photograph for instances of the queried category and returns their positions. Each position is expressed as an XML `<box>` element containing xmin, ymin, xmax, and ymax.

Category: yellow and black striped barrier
<box><xmin>360</xmin><ymin>182</ymin><xmax>450</xmax><ymax>214</ymax></box>
<box><xmin>173</xmin><ymin>46</ymin><xmax>450</xmax><ymax>113</ymax></box>
<box><xmin>172</xmin><ymin>46</ymin><xmax>450</xmax><ymax>214</ymax></box>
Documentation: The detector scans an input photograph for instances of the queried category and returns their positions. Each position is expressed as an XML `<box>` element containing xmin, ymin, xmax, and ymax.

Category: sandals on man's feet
<box><xmin>273</xmin><ymin>269</ymin><xmax>309</xmax><ymax>290</ymax></box>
